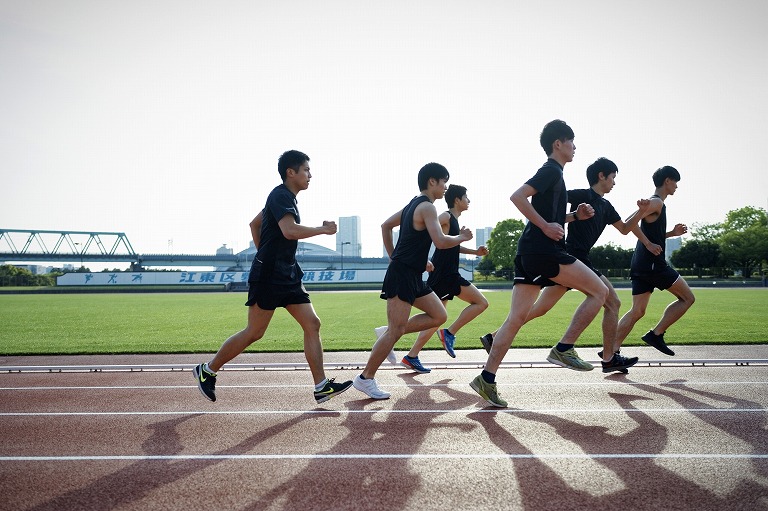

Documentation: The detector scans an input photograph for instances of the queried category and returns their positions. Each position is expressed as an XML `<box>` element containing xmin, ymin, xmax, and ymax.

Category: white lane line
<box><xmin>1</xmin><ymin>381</ymin><xmax>767</xmax><ymax>391</ymax></box>
<box><xmin>1</xmin><ymin>453</ymin><xmax>767</xmax><ymax>461</ymax></box>
<box><xmin>2</xmin><ymin>358</ymin><xmax>767</xmax><ymax>373</ymax></box>
<box><xmin>0</xmin><ymin>408</ymin><xmax>764</xmax><ymax>417</ymax></box>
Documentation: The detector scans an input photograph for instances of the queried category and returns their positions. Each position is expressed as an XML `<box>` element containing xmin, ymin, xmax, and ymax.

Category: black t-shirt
<box><xmin>249</xmin><ymin>184</ymin><xmax>302</xmax><ymax>285</ymax></box>
<box><xmin>565</xmin><ymin>188</ymin><xmax>621</xmax><ymax>256</ymax></box>
<box><xmin>391</xmin><ymin>195</ymin><xmax>433</xmax><ymax>272</ymax></box>
<box><xmin>429</xmin><ymin>211</ymin><xmax>460</xmax><ymax>282</ymax></box>
<box><xmin>632</xmin><ymin>196</ymin><xmax>668</xmax><ymax>272</ymax></box>
<box><xmin>517</xmin><ymin>159</ymin><xmax>568</xmax><ymax>255</ymax></box>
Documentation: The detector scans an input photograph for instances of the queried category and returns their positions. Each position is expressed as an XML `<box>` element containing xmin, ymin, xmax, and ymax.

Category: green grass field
<box><xmin>0</xmin><ymin>288</ymin><xmax>766</xmax><ymax>355</ymax></box>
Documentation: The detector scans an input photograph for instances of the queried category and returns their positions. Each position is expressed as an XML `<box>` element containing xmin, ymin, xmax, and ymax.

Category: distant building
<box><xmin>216</xmin><ymin>244</ymin><xmax>233</xmax><ymax>256</ymax></box>
<box><xmin>475</xmin><ymin>227</ymin><xmax>493</xmax><ymax>248</ymax></box>
<box><xmin>237</xmin><ymin>241</ymin><xmax>339</xmax><ymax>260</ymax></box>
<box><xmin>337</xmin><ymin>216</ymin><xmax>362</xmax><ymax>257</ymax></box>
<box><xmin>666</xmin><ymin>237</ymin><xmax>683</xmax><ymax>261</ymax></box>
<box><xmin>383</xmin><ymin>228</ymin><xmax>400</xmax><ymax>257</ymax></box>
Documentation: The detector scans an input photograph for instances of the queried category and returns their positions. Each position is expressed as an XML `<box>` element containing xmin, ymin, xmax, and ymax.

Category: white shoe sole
<box><xmin>353</xmin><ymin>376</ymin><xmax>391</xmax><ymax>399</ymax></box>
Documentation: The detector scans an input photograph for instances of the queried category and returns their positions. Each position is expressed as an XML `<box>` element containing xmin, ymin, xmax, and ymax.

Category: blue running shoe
<box><xmin>401</xmin><ymin>355</ymin><xmax>431</xmax><ymax>374</ymax></box>
<box><xmin>437</xmin><ymin>329</ymin><xmax>456</xmax><ymax>358</ymax></box>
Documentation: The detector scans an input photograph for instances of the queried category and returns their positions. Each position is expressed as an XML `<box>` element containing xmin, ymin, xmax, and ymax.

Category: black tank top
<box><xmin>632</xmin><ymin>195</ymin><xmax>668</xmax><ymax>272</ymax></box>
<box><xmin>391</xmin><ymin>195</ymin><xmax>433</xmax><ymax>272</ymax></box>
<box><xmin>429</xmin><ymin>211</ymin><xmax>460</xmax><ymax>281</ymax></box>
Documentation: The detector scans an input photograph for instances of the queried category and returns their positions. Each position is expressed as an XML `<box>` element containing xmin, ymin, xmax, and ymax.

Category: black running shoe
<box><xmin>602</xmin><ymin>353</ymin><xmax>639</xmax><ymax>373</ymax></box>
<box><xmin>193</xmin><ymin>363</ymin><xmax>217</xmax><ymax>402</ymax></box>
<box><xmin>642</xmin><ymin>330</ymin><xmax>675</xmax><ymax>356</ymax></box>
<box><xmin>480</xmin><ymin>333</ymin><xmax>494</xmax><ymax>354</ymax></box>
<box><xmin>314</xmin><ymin>378</ymin><xmax>353</xmax><ymax>404</ymax></box>
<box><xmin>597</xmin><ymin>348</ymin><xmax>621</xmax><ymax>359</ymax></box>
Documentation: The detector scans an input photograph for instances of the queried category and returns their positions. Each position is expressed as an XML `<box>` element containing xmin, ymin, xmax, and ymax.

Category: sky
<box><xmin>2</xmin><ymin>0</ymin><xmax>767</xmax><ymax>267</ymax></box>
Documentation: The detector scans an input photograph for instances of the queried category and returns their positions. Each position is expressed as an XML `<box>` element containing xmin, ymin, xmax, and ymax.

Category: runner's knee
<box><xmin>592</xmin><ymin>283</ymin><xmax>608</xmax><ymax>303</ymax></box>
<box><xmin>301</xmin><ymin>315</ymin><xmax>322</xmax><ymax>334</ymax></box>
<box><xmin>604</xmin><ymin>293</ymin><xmax>621</xmax><ymax>314</ymax></box>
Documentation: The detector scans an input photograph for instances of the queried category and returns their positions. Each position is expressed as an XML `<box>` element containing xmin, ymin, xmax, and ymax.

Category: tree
<box><xmin>670</xmin><ymin>240</ymin><xmax>721</xmax><ymax>277</ymax></box>
<box><xmin>690</xmin><ymin>222</ymin><xmax>724</xmax><ymax>242</ymax></box>
<box><xmin>486</xmin><ymin>219</ymin><xmax>525</xmax><ymax>278</ymax></box>
<box><xmin>0</xmin><ymin>264</ymin><xmax>55</xmax><ymax>286</ymax></box>
<box><xmin>708</xmin><ymin>206</ymin><xmax>767</xmax><ymax>277</ymax></box>
<box><xmin>723</xmin><ymin>206</ymin><xmax>767</xmax><ymax>231</ymax></box>
<box><xmin>589</xmin><ymin>243</ymin><xmax>633</xmax><ymax>269</ymax></box>
<box><xmin>718</xmin><ymin>225</ymin><xmax>768</xmax><ymax>277</ymax></box>
<box><xmin>475</xmin><ymin>256</ymin><xmax>496</xmax><ymax>279</ymax></box>
<box><xmin>690</xmin><ymin>206</ymin><xmax>768</xmax><ymax>277</ymax></box>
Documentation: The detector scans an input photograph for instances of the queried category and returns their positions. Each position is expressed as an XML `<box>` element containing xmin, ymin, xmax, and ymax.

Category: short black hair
<box><xmin>417</xmin><ymin>162</ymin><xmax>449</xmax><ymax>191</ymax></box>
<box><xmin>277</xmin><ymin>150</ymin><xmax>309</xmax><ymax>181</ymax></box>
<box><xmin>540</xmin><ymin>119</ymin><xmax>575</xmax><ymax>155</ymax></box>
<box><xmin>652</xmin><ymin>166</ymin><xmax>680</xmax><ymax>187</ymax></box>
<box><xmin>445</xmin><ymin>184</ymin><xmax>467</xmax><ymax>208</ymax></box>
<box><xmin>586</xmin><ymin>157</ymin><xmax>618</xmax><ymax>186</ymax></box>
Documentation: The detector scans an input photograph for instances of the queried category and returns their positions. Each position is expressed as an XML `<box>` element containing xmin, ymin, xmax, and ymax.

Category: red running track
<box><xmin>1</xmin><ymin>347</ymin><xmax>768</xmax><ymax>511</ymax></box>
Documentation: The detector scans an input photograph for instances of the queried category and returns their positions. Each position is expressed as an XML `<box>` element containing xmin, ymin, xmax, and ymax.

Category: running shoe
<box><xmin>469</xmin><ymin>374</ymin><xmax>507</xmax><ymax>408</ymax></box>
<box><xmin>314</xmin><ymin>378</ymin><xmax>354</xmax><ymax>404</ymax></box>
<box><xmin>375</xmin><ymin>326</ymin><xmax>398</xmax><ymax>364</ymax></box>
<box><xmin>642</xmin><ymin>330</ymin><xmax>675</xmax><ymax>356</ymax></box>
<box><xmin>193</xmin><ymin>363</ymin><xmax>217</xmax><ymax>402</ymax></box>
<box><xmin>437</xmin><ymin>328</ymin><xmax>456</xmax><ymax>358</ymax></box>
<box><xmin>480</xmin><ymin>333</ymin><xmax>494</xmax><ymax>354</ymax></box>
<box><xmin>601</xmin><ymin>353</ymin><xmax>639</xmax><ymax>374</ymax></box>
<box><xmin>546</xmin><ymin>346</ymin><xmax>594</xmax><ymax>371</ymax></box>
<box><xmin>401</xmin><ymin>355</ymin><xmax>431</xmax><ymax>374</ymax></box>
<box><xmin>353</xmin><ymin>374</ymin><xmax>391</xmax><ymax>399</ymax></box>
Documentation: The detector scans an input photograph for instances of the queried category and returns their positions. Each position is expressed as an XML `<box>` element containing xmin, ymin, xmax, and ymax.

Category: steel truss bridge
<box><xmin>0</xmin><ymin>229</ymin><xmax>249</xmax><ymax>269</ymax></box>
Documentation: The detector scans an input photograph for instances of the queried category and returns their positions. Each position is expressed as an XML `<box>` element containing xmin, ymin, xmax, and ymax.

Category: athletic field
<box><xmin>1</xmin><ymin>288</ymin><xmax>766</xmax><ymax>355</ymax></box>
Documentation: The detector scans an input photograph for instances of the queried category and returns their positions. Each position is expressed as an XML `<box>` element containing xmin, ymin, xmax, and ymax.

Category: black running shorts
<box><xmin>380</xmin><ymin>260</ymin><xmax>433</xmax><ymax>304</ymax></box>
<box><xmin>630</xmin><ymin>266</ymin><xmax>680</xmax><ymax>295</ymax></box>
<box><xmin>245</xmin><ymin>281</ymin><xmax>311</xmax><ymax>311</ymax></box>
<box><xmin>513</xmin><ymin>252</ymin><xmax>576</xmax><ymax>287</ymax></box>
<box><xmin>428</xmin><ymin>273</ymin><xmax>471</xmax><ymax>301</ymax></box>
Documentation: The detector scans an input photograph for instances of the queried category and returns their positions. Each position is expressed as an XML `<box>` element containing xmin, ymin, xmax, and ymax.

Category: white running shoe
<box><xmin>375</xmin><ymin>326</ymin><xmax>397</xmax><ymax>364</ymax></box>
<box><xmin>353</xmin><ymin>374</ymin><xmax>391</xmax><ymax>399</ymax></box>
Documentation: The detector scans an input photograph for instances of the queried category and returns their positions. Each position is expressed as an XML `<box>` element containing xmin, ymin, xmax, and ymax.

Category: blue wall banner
<box><xmin>56</xmin><ymin>268</ymin><xmax>472</xmax><ymax>286</ymax></box>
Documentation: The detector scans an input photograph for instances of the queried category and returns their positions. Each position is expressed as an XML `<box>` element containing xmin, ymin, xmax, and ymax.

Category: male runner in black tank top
<box><xmin>353</xmin><ymin>163</ymin><xmax>473</xmax><ymax>399</ymax></box>
<box><xmin>389</xmin><ymin>184</ymin><xmax>490</xmax><ymax>374</ymax></box>
<box><xmin>613</xmin><ymin>166</ymin><xmax>695</xmax><ymax>356</ymax></box>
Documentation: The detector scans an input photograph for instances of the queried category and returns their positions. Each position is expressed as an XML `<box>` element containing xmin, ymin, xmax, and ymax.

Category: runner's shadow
<box><xmin>25</xmin><ymin>409</ymin><xmax>340</xmax><ymax>511</ymax></box>
<box><xmin>244</xmin><ymin>375</ymin><xmax>476</xmax><ymax>510</ymax></box>
<box><xmin>509</xmin><ymin>389</ymin><xmax>768</xmax><ymax>509</ymax></box>
<box><xmin>630</xmin><ymin>377</ymin><xmax>768</xmax><ymax>480</ymax></box>
<box><xmin>467</xmin><ymin>407</ymin><xmax>623</xmax><ymax>509</ymax></box>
